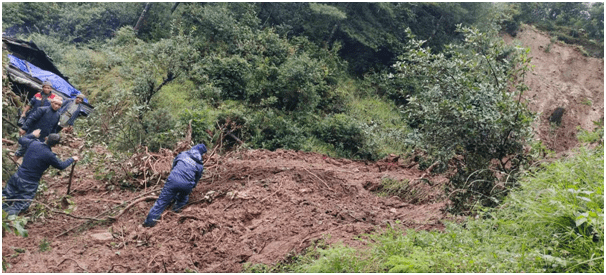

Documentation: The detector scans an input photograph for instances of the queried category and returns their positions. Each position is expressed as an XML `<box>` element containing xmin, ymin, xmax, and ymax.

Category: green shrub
<box><xmin>396</xmin><ymin>26</ymin><xmax>534</xmax><ymax>214</ymax></box>
<box><xmin>204</xmin><ymin>55</ymin><xmax>251</xmax><ymax>101</ymax></box>
<box><xmin>577</xmin><ymin>120</ymin><xmax>604</xmax><ymax>144</ymax></box>
<box><xmin>270</xmin><ymin>53</ymin><xmax>326</xmax><ymax>112</ymax></box>
<box><xmin>180</xmin><ymin>108</ymin><xmax>216</xmax><ymax>147</ymax></box>
<box><xmin>142</xmin><ymin>107</ymin><xmax>183</xmax><ymax>151</ymax></box>
<box><xmin>313</xmin><ymin>114</ymin><xmax>366</xmax><ymax>159</ymax></box>
<box><xmin>249</xmin><ymin>110</ymin><xmax>306</xmax><ymax>151</ymax></box>
<box><xmin>2</xmin><ymin>210</ymin><xmax>28</xmax><ymax>237</ymax></box>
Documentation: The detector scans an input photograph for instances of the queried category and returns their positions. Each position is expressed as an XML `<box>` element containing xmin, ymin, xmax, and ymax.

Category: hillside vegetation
<box><xmin>2</xmin><ymin>2</ymin><xmax>603</xmax><ymax>273</ymax></box>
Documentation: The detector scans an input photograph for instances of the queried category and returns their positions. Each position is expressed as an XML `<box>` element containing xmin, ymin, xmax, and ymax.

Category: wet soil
<box><xmin>2</xmin><ymin>137</ymin><xmax>450</xmax><ymax>273</ymax></box>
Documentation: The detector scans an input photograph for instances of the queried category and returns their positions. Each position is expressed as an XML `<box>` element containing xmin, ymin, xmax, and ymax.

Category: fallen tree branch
<box><xmin>54</xmin><ymin>190</ymin><xmax>159</xmax><ymax>238</ymax></box>
<box><xmin>6</xmin><ymin>154</ymin><xmax>21</xmax><ymax>168</ymax></box>
<box><xmin>109</xmin><ymin>196</ymin><xmax>158</xmax><ymax>221</ymax></box>
<box><xmin>2</xmin><ymin>138</ymin><xmax>15</xmax><ymax>145</ymax></box>
<box><xmin>2</xmin><ymin>116</ymin><xmax>19</xmax><ymax>130</ymax></box>
<box><xmin>303</xmin><ymin>168</ymin><xmax>334</xmax><ymax>191</ymax></box>
<box><xmin>55</xmin><ymin>258</ymin><xmax>88</xmax><ymax>272</ymax></box>
<box><xmin>2</xmin><ymin>199</ymin><xmax>105</xmax><ymax>221</ymax></box>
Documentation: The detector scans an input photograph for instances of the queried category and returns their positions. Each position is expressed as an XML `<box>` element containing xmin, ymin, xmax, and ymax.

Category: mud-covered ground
<box><xmin>2</xmin><ymin>135</ymin><xmax>450</xmax><ymax>273</ymax></box>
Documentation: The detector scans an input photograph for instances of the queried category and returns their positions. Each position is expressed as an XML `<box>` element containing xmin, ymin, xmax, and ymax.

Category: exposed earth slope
<box><xmin>504</xmin><ymin>25</ymin><xmax>604</xmax><ymax>152</ymax></box>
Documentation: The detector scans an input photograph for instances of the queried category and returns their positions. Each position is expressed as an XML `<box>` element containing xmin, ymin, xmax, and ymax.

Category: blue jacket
<box><xmin>58</xmin><ymin>99</ymin><xmax>84</xmax><ymax>127</ymax></box>
<box><xmin>166</xmin><ymin>144</ymin><xmax>206</xmax><ymax>187</ymax></box>
<box><xmin>16</xmin><ymin>134</ymin><xmax>74</xmax><ymax>182</ymax></box>
<box><xmin>22</xmin><ymin>106</ymin><xmax>60</xmax><ymax>141</ymax></box>
<box><xmin>27</xmin><ymin>92</ymin><xmax>58</xmax><ymax>117</ymax></box>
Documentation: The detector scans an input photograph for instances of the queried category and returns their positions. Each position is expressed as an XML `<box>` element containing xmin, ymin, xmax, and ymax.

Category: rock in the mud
<box><xmin>549</xmin><ymin>107</ymin><xmax>565</xmax><ymax>125</ymax></box>
<box><xmin>90</xmin><ymin>232</ymin><xmax>113</xmax><ymax>242</ymax></box>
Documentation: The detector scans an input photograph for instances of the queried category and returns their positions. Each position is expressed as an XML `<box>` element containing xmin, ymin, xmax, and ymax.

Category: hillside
<box><xmin>504</xmin><ymin>25</ymin><xmax>604</xmax><ymax>152</ymax></box>
<box><xmin>2</xmin><ymin>26</ymin><xmax>604</xmax><ymax>273</ymax></box>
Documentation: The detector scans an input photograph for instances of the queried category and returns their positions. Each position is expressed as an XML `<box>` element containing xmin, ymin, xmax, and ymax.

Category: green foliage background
<box><xmin>2</xmin><ymin>3</ymin><xmax>603</xmax><ymax>271</ymax></box>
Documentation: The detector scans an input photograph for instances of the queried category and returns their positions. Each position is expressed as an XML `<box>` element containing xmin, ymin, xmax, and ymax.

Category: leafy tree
<box><xmin>2</xmin><ymin>2</ymin><xmax>145</xmax><ymax>43</ymax></box>
<box><xmin>257</xmin><ymin>2</ymin><xmax>499</xmax><ymax>75</ymax></box>
<box><xmin>396</xmin><ymin>25</ymin><xmax>534</xmax><ymax>214</ymax></box>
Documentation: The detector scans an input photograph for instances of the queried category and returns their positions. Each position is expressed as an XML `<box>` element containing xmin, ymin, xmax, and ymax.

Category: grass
<box><xmin>247</xmin><ymin>144</ymin><xmax>604</xmax><ymax>272</ymax></box>
<box><xmin>343</xmin><ymin>84</ymin><xmax>412</xmax><ymax>159</ymax></box>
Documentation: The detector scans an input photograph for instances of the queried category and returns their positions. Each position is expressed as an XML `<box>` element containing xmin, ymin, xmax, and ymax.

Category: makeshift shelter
<box><xmin>2</xmin><ymin>36</ymin><xmax>94</xmax><ymax>115</ymax></box>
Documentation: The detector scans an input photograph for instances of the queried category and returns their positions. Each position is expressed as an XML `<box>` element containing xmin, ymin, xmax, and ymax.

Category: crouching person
<box><xmin>2</xmin><ymin>130</ymin><xmax>78</xmax><ymax>216</ymax></box>
<box><xmin>143</xmin><ymin>144</ymin><xmax>207</xmax><ymax>227</ymax></box>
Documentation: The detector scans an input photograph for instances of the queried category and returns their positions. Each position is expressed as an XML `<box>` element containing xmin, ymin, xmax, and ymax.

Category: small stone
<box><xmin>90</xmin><ymin>232</ymin><xmax>113</xmax><ymax>242</ymax></box>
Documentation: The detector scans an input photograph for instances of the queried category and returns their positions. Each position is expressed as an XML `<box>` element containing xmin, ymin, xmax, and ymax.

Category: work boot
<box><xmin>142</xmin><ymin>222</ymin><xmax>156</xmax><ymax>228</ymax></box>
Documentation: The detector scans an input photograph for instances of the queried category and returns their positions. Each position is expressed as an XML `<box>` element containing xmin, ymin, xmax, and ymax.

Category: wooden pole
<box><xmin>66</xmin><ymin>145</ymin><xmax>85</xmax><ymax>195</ymax></box>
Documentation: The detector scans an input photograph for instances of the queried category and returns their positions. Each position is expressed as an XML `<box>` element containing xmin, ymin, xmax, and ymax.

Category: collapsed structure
<box><xmin>2</xmin><ymin>36</ymin><xmax>94</xmax><ymax>115</ymax></box>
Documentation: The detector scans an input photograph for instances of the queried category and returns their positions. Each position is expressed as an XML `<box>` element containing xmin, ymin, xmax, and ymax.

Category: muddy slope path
<box><xmin>2</xmin><ymin>139</ymin><xmax>449</xmax><ymax>273</ymax></box>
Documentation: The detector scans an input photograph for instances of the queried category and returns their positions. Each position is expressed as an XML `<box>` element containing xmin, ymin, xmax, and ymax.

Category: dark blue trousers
<box><xmin>143</xmin><ymin>180</ymin><xmax>193</xmax><ymax>226</ymax></box>
<box><xmin>2</xmin><ymin>174</ymin><xmax>39</xmax><ymax>215</ymax></box>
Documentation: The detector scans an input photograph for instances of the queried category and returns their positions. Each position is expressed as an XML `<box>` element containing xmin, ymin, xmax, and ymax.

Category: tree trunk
<box><xmin>134</xmin><ymin>3</ymin><xmax>152</xmax><ymax>32</ymax></box>
<box><xmin>170</xmin><ymin>2</ymin><xmax>180</xmax><ymax>14</ymax></box>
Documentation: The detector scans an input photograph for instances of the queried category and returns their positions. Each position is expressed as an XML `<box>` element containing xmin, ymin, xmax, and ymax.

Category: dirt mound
<box><xmin>2</xmin><ymin>136</ymin><xmax>451</xmax><ymax>272</ymax></box>
<box><xmin>504</xmin><ymin>25</ymin><xmax>604</xmax><ymax>152</ymax></box>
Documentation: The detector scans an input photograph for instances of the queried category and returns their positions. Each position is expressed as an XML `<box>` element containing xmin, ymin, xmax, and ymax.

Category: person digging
<box><xmin>142</xmin><ymin>144</ymin><xmax>207</xmax><ymax>227</ymax></box>
<box><xmin>2</xmin><ymin>130</ymin><xmax>78</xmax><ymax>216</ymax></box>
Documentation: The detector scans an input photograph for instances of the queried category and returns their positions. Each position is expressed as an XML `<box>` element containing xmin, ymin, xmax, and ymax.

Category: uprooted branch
<box><xmin>109</xmin><ymin>196</ymin><xmax>158</xmax><ymax>221</ymax></box>
<box><xmin>2</xmin><ymin>199</ymin><xmax>105</xmax><ymax>221</ymax></box>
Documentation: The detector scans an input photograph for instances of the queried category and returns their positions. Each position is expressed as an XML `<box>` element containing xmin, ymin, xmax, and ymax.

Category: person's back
<box><xmin>167</xmin><ymin>149</ymin><xmax>205</xmax><ymax>186</ymax></box>
<box><xmin>22</xmin><ymin>106</ymin><xmax>60</xmax><ymax>141</ymax></box>
<box><xmin>3</xmin><ymin>132</ymin><xmax>76</xmax><ymax>216</ymax></box>
<box><xmin>17</xmin><ymin>137</ymin><xmax>71</xmax><ymax>182</ymax></box>
<box><xmin>143</xmin><ymin>144</ymin><xmax>206</xmax><ymax>227</ymax></box>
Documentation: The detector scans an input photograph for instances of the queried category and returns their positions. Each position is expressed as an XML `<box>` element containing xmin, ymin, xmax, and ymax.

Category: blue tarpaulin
<box><xmin>8</xmin><ymin>54</ymin><xmax>89</xmax><ymax>105</ymax></box>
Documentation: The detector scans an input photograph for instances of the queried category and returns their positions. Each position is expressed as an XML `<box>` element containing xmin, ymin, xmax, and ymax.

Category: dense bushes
<box><xmin>395</xmin><ymin>26</ymin><xmax>534</xmax><ymax>214</ymax></box>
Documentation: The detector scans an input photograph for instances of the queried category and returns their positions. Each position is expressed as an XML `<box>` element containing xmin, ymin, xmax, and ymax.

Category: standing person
<box><xmin>57</xmin><ymin>93</ymin><xmax>86</xmax><ymax>133</ymax></box>
<box><xmin>143</xmin><ymin>144</ymin><xmax>207</xmax><ymax>227</ymax></box>
<box><xmin>14</xmin><ymin>97</ymin><xmax>63</xmax><ymax>158</ymax></box>
<box><xmin>2</xmin><ymin>130</ymin><xmax>78</xmax><ymax>216</ymax></box>
<box><xmin>19</xmin><ymin>80</ymin><xmax>58</xmax><ymax>126</ymax></box>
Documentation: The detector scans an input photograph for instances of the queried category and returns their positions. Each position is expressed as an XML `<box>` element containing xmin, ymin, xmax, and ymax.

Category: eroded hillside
<box><xmin>505</xmin><ymin>25</ymin><xmax>604</xmax><ymax>152</ymax></box>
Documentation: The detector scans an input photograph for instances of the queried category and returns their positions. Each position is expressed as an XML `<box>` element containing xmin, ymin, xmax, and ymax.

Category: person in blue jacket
<box><xmin>14</xmin><ymin>97</ymin><xmax>63</xmax><ymax>158</ymax></box>
<box><xmin>143</xmin><ymin>144</ymin><xmax>207</xmax><ymax>227</ymax></box>
<box><xmin>2</xmin><ymin>130</ymin><xmax>78</xmax><ymax>216</ymax></box>
<box><xmin>18</xmin><ymin>80</ymin><xmax>58</xmax><ymax>126</ymax></box>
<box><xmin>56</xmin><ymin>93</ymin><xmax>86</xmax><ymax>133</ymax></box>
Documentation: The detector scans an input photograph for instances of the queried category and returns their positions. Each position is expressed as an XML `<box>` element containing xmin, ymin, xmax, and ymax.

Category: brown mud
<box><xmin>2</xmin><ymin>134</ymin><xmax>450</xmax><ymax>272</ymax></box>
